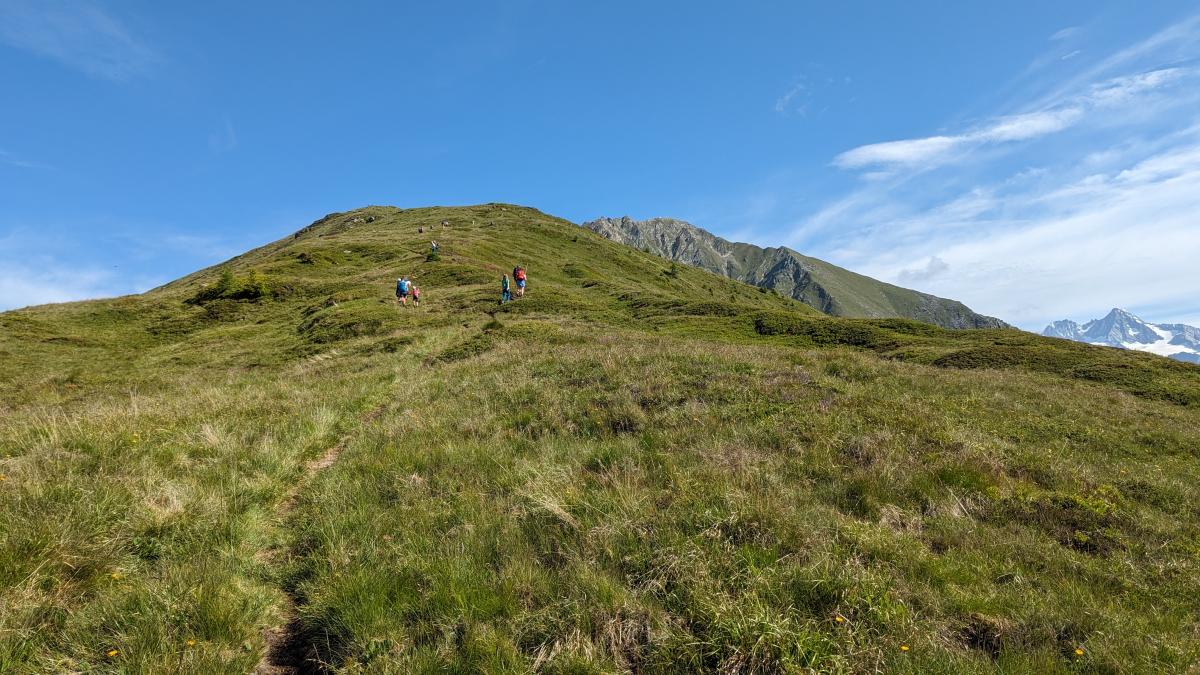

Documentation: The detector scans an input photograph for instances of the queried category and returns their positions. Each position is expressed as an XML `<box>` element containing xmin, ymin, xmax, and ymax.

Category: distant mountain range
<box><xmin>581</xmin><ymin>216</ymin><xmax>1007</xmax><ymax>329</ymax></box>
<box><xmin>1043</xmin><ymin>308</ymin><xmax>1200</xmax><ymax>363</ymax></box>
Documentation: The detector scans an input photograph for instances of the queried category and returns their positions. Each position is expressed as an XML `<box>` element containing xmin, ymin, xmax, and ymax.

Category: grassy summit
<box><xmin>1</xmin><ymin>204</ymin><xmax>1198</xmax><ymax>673</ymax></box>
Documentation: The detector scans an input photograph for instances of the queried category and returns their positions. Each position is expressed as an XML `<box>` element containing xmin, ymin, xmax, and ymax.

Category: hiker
<box><xmin>514</xmin><ymin>265</ymin><xmax>527</xmax><ymax>297</ymax></box>
<box><xmin>396</xmin><ymin>275</ymin><xmax>411</xmax><ymax>306</ymax></box>
<box><xmin>430</xmin><ymin>240</ymin><xmax>439</xmax><ymax>254</ymax></box>
<box><xmin>500</xmin><ymin>274</ymin><xmax>512</xmax><ymax>304</ymax></box>
<box><xmin>412</xmin><ymin>285</ymin><xmax>421</xmax><ymax>307</ymax></box>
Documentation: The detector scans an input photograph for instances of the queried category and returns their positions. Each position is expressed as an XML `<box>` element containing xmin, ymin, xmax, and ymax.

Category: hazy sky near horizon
<box><xmin>1</xmin><ymin>1</ymin><xmax>1198</xmax><ymax>329</ymax></box>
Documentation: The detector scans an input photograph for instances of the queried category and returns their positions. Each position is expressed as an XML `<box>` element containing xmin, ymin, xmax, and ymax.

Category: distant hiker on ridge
<box><xmin>500</xmin><ymin>274</ymin><xmax>512</xmax><ymax>304</ymax></box>
<box><xmin>396</xmin><ymin>275</ymin><xmax>411</xmax><ymax>306</ymax></box>
<box><xmin>430</xmin><ymin>240</ymin><xmax>439</xmax><ymax>254</ymax></box>
<box><xmin>513</xmin><ymin>265</ymin><xmax>527</xmax><ymax>297</ymax></box>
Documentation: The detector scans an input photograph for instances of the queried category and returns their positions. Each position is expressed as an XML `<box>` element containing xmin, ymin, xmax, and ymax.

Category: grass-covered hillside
<box><xmin>582</xmin><ymin>216</ymin><xmax>1006</xmax><ymax>329</ymax></box>
<box><xmin>1</xmin><ymin>204</ymin><xmax>1198</xmax><ymax>674</ymax></box>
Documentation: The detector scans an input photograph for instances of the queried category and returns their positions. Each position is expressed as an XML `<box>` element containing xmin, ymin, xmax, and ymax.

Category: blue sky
<box><xmin>1</xmin><ymin>1</ymin><xmax>1198</xmax><ymax>329</ymax></box>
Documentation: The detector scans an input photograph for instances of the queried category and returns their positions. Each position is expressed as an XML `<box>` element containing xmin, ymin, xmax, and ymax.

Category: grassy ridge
<box><xmin>1</xmin><ymin>204</ymin><xmax>1199</xmax><ymax>672</ymax></box>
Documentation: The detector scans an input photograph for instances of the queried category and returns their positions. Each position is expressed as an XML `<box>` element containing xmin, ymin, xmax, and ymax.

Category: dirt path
<box><xmin>253</xmin><ymin>402</ymin><xmax>390</xmax><ymax>675</ymax></box>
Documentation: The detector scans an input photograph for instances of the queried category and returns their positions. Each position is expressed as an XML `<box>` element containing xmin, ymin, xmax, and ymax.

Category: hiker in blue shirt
<box><xmin>396</xmin><ymin>276</ymin><xmax>411</xmax><ymax>306</ymax></box>
<box><xmin>500</xmin><ymin>274</ymin><xmax>512</xmax><ymax>304</ymax></box>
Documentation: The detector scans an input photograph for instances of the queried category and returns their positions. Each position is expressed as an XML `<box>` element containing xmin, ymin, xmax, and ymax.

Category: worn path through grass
<box><xmin>255</xmin><ymin>396</ymin><xmax>396</xmax><ymax>675</ymax></box>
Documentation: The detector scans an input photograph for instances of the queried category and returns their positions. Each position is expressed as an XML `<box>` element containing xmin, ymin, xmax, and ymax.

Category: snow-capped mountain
<box><xmin>1042</xmin><ymin>308</ymin><xmax>1200</xmax><ymax>363</ymax></box>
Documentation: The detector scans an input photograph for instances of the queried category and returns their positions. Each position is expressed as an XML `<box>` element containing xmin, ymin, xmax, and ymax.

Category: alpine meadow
<box><xmin>2</xmin><ymin>204</ymin><xmax>1198</xmax><ymax>674</ymax></box>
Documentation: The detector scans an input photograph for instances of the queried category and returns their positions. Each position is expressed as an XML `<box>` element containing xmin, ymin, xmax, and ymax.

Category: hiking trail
<box><xmin>253</xmin><ymin>402</ymin><xmax>390</xmax><ymax>675</ymax></box>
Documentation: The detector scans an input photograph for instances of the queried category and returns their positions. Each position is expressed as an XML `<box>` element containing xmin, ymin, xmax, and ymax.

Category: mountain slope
<box><xmin>2</xmin><ymin>204</ymin><xmax>1199</xmax><ymax>673</ymax></box>
<box><xmin>583</xmin><ymin>216</ymin><xmax>1007</xmax><ymax>329</ymax></box>
<box><xmin>1043</xmin><ymin>308</ymin><xmax>1200</xmax><ymax>362</ymax></box>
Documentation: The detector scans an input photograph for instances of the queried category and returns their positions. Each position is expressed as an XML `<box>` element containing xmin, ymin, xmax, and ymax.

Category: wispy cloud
<box><xmin>808</xmin><ymin>125</ymin><xmax>1200</xmax><ymax>329</ymax></box>
<box><xmin>833</xmin><ymin>66</ymin><xmax>1192</xmax><ymax>170</ymax></box>
<box><xmin>0</xmin><ymin>260</ymin><xmax>130</xmax><ymax>310</ymax></box>
<box><xmin>0</xmin><ymin>148</ymin><xmax>52</xmax><ymax>169</ymax></box>
<box><xmin>774</xmin><ymin>83</ymin><xmax>807</xmax><ymax>114</ymax></box>
<box><xmin>771</xmin><ymin>13</ymin><xmax>1200</xmax><ymax>329</ymax></box>
<box><xmin>1051</xmin><ymin>26</ymin><xmax>1081</xmax><ymax>41</ymax></box>
<box><xmin>0</xmin><ymin>0</ymin><xmax>160</xmax><ymax>81</ymax></box>
<box><xmin>0</xmin><ymin>224</ymin><xmax>245</xmax><ymax>312</ymax></box>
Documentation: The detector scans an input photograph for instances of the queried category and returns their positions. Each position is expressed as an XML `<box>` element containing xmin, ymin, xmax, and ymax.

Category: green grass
<box><xmin>1</xmin><ymin>204</ymin><xmax>1198</xmax><ymax>673</ymax></box>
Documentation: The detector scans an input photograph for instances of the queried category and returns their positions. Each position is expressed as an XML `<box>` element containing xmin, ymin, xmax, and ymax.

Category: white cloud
<box><xmin>897</xmin><ymin>256</ymin><xmax>949</xmax><ymax>284</ymax></box>
<box><xmin>833</xmin><ymin>135</ymin><xmax>963</xmax><ymax>169</ymax></box>
<box><xmin>822</xmin><ymin>137</ymin><xmax>1200</xmax><ymax>329</ymax></box>
<box><xmin>779</xmin><ymin>12</ymin><xmax>1200</xmax><ymax>329</ymax></box>
<box><xmin>1086</xmin><ymin>67</ymin><xmax>1186</xmax><ymax>106</ymax></box>
<box><xmin>1051</xmin><ymin>26</ymin><xmax>1081</xmax><ymax>41</ymax></box>
<box><xmin>0</xmin><ymin>223</ymin><xmax>235</xmax><ymax>311</ymax></box>
<box><xmin>0</xmin><ymin>260</ymin><xmax>127</xmax><ymax>310</ymax></box>
<box><xmin>0</xmin><ymin>0</ymin><xmax>160</xmax><ymax>81</ymax></box>
<box><xmin>832</xmin><ymin>67</ymin><xmax>1193</xmax><ymax>171</ymax></box>
<box><xmin>974</xmin><ymin>108</ymin><xmax>1084</xmax><ymax>142</ymax></box>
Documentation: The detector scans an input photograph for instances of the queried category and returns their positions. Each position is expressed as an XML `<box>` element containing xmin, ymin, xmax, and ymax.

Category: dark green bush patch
<box><xmin>187</xmin><ymin>269</ymin><xmax>273</xmax><ymax>305</ymax></box>
<box><xmin>987</xmin><ymin>488</ymin><xmax>1127</xmax><ymax>554</ymax></box>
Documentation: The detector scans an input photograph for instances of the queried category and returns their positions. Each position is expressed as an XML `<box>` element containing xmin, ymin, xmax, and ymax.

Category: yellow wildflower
<box><xmin>835</xmin><ymin>615</ymin><xmax>845</xmax><ymax>623</ymax></box>
<box><xmin>900</xmin><ymin>645</ymin><xmax>910</xmax><ymax>652</ymax></box>
<box><xmin>110</xmin><ymin>572</ymin><xmax>122</xmax><ymax>580</ymax></box>
<box><xmin>107</xmin><ymin>649</ymin><xmax>119</xmax><ymax>657</ymax></box>
<box><xmin>1075</xmin><ymin>647</ymin><xmax>1085</xmax><ymax>656</ymax></box>
<box><xmin>186</xmin><ymin>639</ymin><xmax>196</xmax><ymax>647</ymax></box>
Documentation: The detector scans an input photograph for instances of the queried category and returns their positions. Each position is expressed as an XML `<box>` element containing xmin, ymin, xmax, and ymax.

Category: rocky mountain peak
<box><xmin>581</xmin><ymin>215</ymin><xmax>1008</xmax><ymax>330</ymax></box>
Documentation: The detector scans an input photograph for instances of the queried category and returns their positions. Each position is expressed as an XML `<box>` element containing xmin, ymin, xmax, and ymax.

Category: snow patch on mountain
<box><xmin>1043</xmin><ymin>308</ymin><xmax>1200</xmax><ymax>363</ymax></box>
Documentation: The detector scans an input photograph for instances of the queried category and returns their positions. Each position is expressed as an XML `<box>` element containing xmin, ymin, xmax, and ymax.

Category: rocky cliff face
<box><xmin>583</xmin><ymin>216</ymin><xmax>1008</xmax><ymax>329</ymax></box>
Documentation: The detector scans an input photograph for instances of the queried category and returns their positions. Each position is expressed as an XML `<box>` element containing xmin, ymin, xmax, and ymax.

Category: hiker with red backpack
<box><xmin>513</xmin><ymin>265</ymin><xmax>527</xmax><ymax>297</ymax></box>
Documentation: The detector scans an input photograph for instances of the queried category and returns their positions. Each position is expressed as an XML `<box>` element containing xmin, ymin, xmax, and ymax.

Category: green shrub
<box><xmin>753</xmin><ymin>312</ymin><xmax>896</xmax><ymax>349</ymax></box>
<box><xmin>187</xmin><ymin>269</ymin><xmax>272</xmax><ymax>304</ymax></box>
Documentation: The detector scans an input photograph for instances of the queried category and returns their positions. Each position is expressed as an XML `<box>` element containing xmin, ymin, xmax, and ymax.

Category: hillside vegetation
<box><xmin>582</xmin><ymin>216</ymin><xmax>1007</xmax><ymax>329</ymax></box>
<box><xmin>1</xmin><ymin>204</ymin><xmax>1198</xmax><ymax>673</ymax></box>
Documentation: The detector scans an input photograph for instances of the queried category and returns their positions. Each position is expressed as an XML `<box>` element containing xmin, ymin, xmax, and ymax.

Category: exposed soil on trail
<box><xmin>253</xmin><ymin>402</ymin><xmax>390</xmax><ymax>675</ymax></box>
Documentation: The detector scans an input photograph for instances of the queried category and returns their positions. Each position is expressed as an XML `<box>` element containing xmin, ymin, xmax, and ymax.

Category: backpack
<box><xmin>515</xmin><ymin>267</ymin><xmax>526</xmax><ymax>281</ymax></box>
<box><xmin>399</xmin><ymin>279</ymin><xmax>410</xmax><ymax>293</ymax></box>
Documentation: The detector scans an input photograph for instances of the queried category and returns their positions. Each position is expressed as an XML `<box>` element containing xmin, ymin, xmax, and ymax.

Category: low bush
<box><xmin>186</xmin><ymin>269</ymin><xmax>272</xmax><ymax>304</ymax></box>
